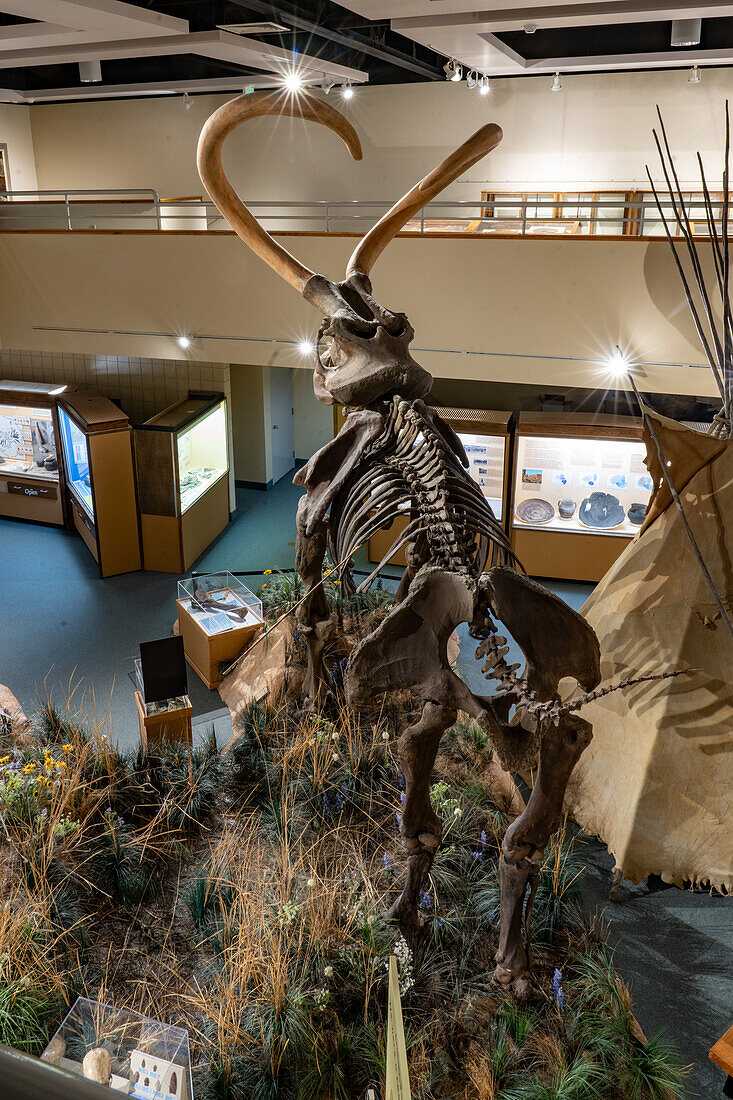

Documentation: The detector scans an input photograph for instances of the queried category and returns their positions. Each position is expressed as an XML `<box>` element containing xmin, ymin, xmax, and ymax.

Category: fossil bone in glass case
<box><xmin>135</xmin><ymin>393</ymin><xmax>230</xmax><ymax>572</ymax></box>
<box><xmin>41</xmin><ymin>996</ymin><xmax>193</xmax><ymax>1100</ymax></box>
<box><xmin>177</xmin><ymin>572</ymin><xmax>263</xmax><ymax>689</ymax></box>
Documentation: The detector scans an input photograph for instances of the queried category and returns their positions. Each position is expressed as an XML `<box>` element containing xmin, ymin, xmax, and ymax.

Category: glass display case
<box><xmin>135</xmin><ymin>393</ymin><xmax>231</xmax><ymax>573</ymax></box>
<box><xmin>177</xmin><ymin>572</ymin><xmax>263</xmax><ymax>689</ymax></box>
<box><xmin>510</xmin><ymin>412</ymin><xmax>648</xmax><ymax>582</ymax></box>
<box><xmin>0</xmin><ymin>380</ymin><xmax>67</xmax><ymax>526</ymax></box>
<box><xmin>366</xmin><ymin>408</ymin><xmax>512</xmax><ymax>568</ymax></box>
<box><xmin>57</xmin><ymin>390</ymin><xmax>142</xmax><ymax>578</ymax></box>
<box><xmin>176</xmin><ymin>398</ymin><xmax>228</xmax><ymax>513</ymax></box>
<box><xmin>58</xmin><ymin>404</ymin><xmax>94</xmax><ymax>519</ymax></box>
<box><xmin>42</xmin><ymin>996</ymin><xmax>192</xmax><ymax>1099</ymax></box>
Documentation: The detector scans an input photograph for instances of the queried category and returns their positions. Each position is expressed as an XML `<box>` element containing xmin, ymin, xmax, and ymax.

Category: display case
<box><xmin>177</xmin><ymin>572</ymin><xmax>263</xmax><ymax>688</ymax></box>
<box><xmin>510</xmin><ymin>412</ymin><xmax>650</xmax><ymax>582</ymax></box>
<box><xmin>57</xmin><ymin>390</ymin><xmax>142</xmax><ymax>577</ymax></box>
<box><xmin>367</xmin><ymin>408</ymin><xmax>513</xmax><ymax>568</ymax></box>
<box><xmin>0</xmin><ymin>380</ymin><xmax>68</xmax><ymax>526</ymax></box>
<box><xmin>135</xmin><ymin>393</ymin><xmax>230</xmax><ymax>573</ymax></box>
<box><xmin>42</xmin><ymin>996</ymin><xmax>192</xmax><ymax>1099</ymax></box>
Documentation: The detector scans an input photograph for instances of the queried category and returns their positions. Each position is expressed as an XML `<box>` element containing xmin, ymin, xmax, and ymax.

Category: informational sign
<box><xmin>385</xmin><ymin>956</ymin><xmax>411</xmax><ymax>1100</ymax></box>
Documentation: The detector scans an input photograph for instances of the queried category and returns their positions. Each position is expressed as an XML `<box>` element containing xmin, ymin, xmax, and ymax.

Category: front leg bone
<box><xmin>295</xmin><ymin>495</ymin><xmax>334</xmax><ymax>706</ymax></box>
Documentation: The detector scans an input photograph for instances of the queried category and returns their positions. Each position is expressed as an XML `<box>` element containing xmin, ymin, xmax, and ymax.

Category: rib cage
<box><xmin>329</xmin><ymin>397</ymin><xmax>515</xmax><ymax>588</ymax></box>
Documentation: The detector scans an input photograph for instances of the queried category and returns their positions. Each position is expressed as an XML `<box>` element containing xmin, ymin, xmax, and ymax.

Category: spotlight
<box><xmin>178</xmin><ymin>336</ymin><xmax>192</xmax><ymax>349</ymax></box>
<box><xmin>183</xmin><ymin>92</ymin><xmax>192</xmax><ymax>111</ymax></box>
<box><xmin>607</xmin><ymin>347</ymin><xmax>629</xmax><ymax>376</ymax></box>
<box><xmin>298</xmin><ymin>339</ymin><xmax>315</xmax><ymax>355</ymax></box>
<box><xmin>443</xmin><ymin>59</ymin><xmax>463</xmax><ymax>82</ymax></box>
<box><xmin>551</xmin><ymin>72</ymin><xmax>562</xmax><ymax>92</ymax></box>
<box><xmin>466</xmin><ymin>70</ymin><xmax>478</xmax><ymax>89</ymax></box>
<box><xmin>283</xmin><ymin>70</ymin><xmax>304</xmax><ymax>93</ymax></box>
<box><xmin>478</xmin><ymin>75</ymin><xmax>490</xmax><ymax>96</ymax></box>
<box><xmin>321</xmin><ymin>73</ymin><xmax>336</xmax><ymax>95</ymax></box>
<box><xmin>523</xmin><ymin>23</ymin><xmax>538</xmax><ymax>34</ymax></box>
<box><xmin>689</xmin><ymin>65</ymin><xmax>701</xmax><ymax>84</ymax></box>
<box><xmin>342</xmin><ymin>81</ymin><xmax>354</xmax><ymax>100</ymax></box>
<box><xmin>79</xmin><ymin>60</ymin><xmax>102</xmax><ymax>83</ymax></box>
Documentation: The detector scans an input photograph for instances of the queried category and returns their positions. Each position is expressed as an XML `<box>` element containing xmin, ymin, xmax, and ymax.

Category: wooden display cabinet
<box><xmin>135</xmin><ymin>691</ymin><xmax>193</xmax><ymax>747</ymax></box>
<box><xmin>0</xmin><ymin>379</ymin><xmax>69</xmax><ymax>527</ymax></box>
<box><xmin>57</xmin><ymin>390</ymin><xmax>142</xmax><ymax>578</ymax></box>
<box><xmin>135</xmin><ymin>393</ymin><xmax>230</xmax><ymax>573</ymax></box>
<box><xmin>366</xmin><ymin>407</ymin><xmax>514</xmax><ymax>568</ymax></box>
<box><xmin>510</xmin><ymin>412</ymin><xmax>650</xmax><ymax>583</ymax></box>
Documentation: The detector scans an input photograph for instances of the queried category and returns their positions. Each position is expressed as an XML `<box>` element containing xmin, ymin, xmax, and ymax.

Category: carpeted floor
<box><xmin>0</xmin><ymin>475</ymin><xmax>730</xmax><ymax>1095</ymax></box>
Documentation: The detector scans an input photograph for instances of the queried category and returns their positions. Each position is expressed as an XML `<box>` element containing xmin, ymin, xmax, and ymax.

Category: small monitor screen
<box><xmin>139</xmin><ymin>636</ymin><xmax>187</xmax><ymax>704</ymax></box>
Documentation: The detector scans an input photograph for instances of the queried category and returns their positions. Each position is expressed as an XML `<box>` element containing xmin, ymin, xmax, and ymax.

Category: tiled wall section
<box><xmin>0</xmin><ymin>349</ymin><xmax>236</xmax><ymax>508</ymax></box>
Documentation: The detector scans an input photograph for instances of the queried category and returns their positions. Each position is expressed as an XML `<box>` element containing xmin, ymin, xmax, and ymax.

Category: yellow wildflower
<box><xmin>263</xmin><ymin>569</ymin><xmax>273</xmax><ymax>574</ymax></box>
<box><xmin>55</xmin><ymin>760</ymin><xmax>66</xmax><ymax>769</ymax></box>
<box><xmin>23</xmin><ymin>762</ymin><xmax>37</xmax><ymax>774</ymax></box>
<box><xmin>0</xmin><ymin>755</ymin><xmax>9</xmax><ymax>764</ymax></box>
<box><xmin>262</xmin><ymin>584</ymin><xmax>268</xmax><ymax>589</ymax></box>
<box><xmin>62</xmin><ymin>744</ymin><xmax>73</xmax><ymax>753</ymax></box>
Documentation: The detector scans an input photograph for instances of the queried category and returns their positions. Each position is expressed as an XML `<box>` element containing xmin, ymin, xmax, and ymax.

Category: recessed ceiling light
<box><xmin>178</xmin><ymin>336</ymin><xmax>192</xmax><ymax>349</ymax></box>
<box><xmin>298</xmin><ymin>339</ymin><xmax>315</xmax><ymax>355</ymax></box>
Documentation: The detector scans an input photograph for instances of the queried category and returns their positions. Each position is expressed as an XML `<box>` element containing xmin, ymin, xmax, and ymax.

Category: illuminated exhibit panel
<box><xmin>510</xmin><ymin>413</ymin><xmax>648</xmax><ymax>583</ymax></box>
<box><xmin>57</xmin><ymin>390</ymin><xmax>142</xmax><ymax>578</ymax></box>
<box><xmin>458</xmin><ymin>430</ymin><xmax>505</xmax><ymax>521</ymax></box>
<box><xmin>176</xmin><ymin>399</ymin><xmax>228</xmax><ymax>513</ymax></box>
<box><xmin>58</xmin><ymin>404</ymin><xmax>94</xmax><ymax>519</ymax></box>
<box><xmin>513</xmin><ymin>434</ymin><xmax>652</xmax><ymax>537</ymax></box>
<box><xmin>0</xmin><ymin>381</ymin><xmax>66</xmax><ymax>526</ymax></box>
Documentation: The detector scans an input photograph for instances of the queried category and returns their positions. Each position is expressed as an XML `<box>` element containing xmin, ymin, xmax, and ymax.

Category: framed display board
<box><xmin>510</xmin><ymin>412</ymin><xmax>650</xmax><ymax>582</ymax></box>
<box><xmin>366</xmin><ymin>407</ymin><xmax>513</xmax><ymax>568</ymax></box>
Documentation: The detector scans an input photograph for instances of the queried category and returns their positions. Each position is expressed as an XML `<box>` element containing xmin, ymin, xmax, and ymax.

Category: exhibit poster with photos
<box><xmin>458</xmin><ymin>431</ymin><xmax>505</xmax><ymax>521</ymax></box>
<box><xmin>0</xmin><ymin>404</ymin><xmax>58</xmax><ymax>479</ymax></box>
<box><xmin>513</xmin><ymin>434</ymin><xmax>653</xmax><ymax>535</ymax></box>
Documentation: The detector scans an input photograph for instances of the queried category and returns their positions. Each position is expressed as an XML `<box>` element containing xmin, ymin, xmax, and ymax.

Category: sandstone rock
<box><xmin>219</xmin><ymin>621</ymin><xmax>304</xmax><ymax>752</ymax></box>
<box><xmin>0</xmin><ymin>684</ymin><xmax>32</xmax><ymax>745</ymax></box>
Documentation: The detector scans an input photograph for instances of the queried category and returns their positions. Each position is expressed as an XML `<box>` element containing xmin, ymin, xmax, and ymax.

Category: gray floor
<box><xmin>0</xmin><ymin>475</ymin><xmax>730</xmax><ymax>1095</ymax></box>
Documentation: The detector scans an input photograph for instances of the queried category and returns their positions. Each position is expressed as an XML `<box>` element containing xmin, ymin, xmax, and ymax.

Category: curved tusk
<box><xmin>197</xmin><ymin>90</ymin><xmax>363</xmax><ymax>296</ymax></box>
<box><xmin>346</xmin><ymin>122</ymin><xmax>502</xmax><ymax>279</ymax></box>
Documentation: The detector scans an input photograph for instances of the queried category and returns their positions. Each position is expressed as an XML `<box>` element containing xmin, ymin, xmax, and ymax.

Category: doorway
<box><xmin>269</xmin><ymin>366</ymin><xmax>295</xmax><ymax>484</ymax></box>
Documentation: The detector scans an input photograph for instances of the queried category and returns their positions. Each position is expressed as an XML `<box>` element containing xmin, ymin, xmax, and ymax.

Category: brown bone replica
<box><xmin>198</xmin><ymin>92</ymin><xmax>603</xmax><ymax>992</ymax></box>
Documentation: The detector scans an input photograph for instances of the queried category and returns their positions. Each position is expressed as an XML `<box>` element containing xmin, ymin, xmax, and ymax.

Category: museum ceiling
<box><xmin>1</xmin><ymin>1</ymin><xmax>732</xmax><ymax>103</ymax></box>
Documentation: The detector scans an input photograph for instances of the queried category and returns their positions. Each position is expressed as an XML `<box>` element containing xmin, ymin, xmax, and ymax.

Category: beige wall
<box><xmin>0</xmin><ymin>104</ymin><xmax>37</xmax><ymax>192</ymax></box>
<box><xmin>294</xmin><ymin>368</ymin><xmax>332</xmax><ymax>461</ymax></box>
<box><xmin>28</xmin><ymin>69</ymin><xmax>733</xmax><ymax>206</ymax></box>
<box><xmin>0</xmin><ymin>232</ymin><xmax>720</xmax><ymax>400</ymax></box>
<box><xmin>230</xmin><ymin>362</ymin><xmax>269</xmax><ymax>485</ymax></box>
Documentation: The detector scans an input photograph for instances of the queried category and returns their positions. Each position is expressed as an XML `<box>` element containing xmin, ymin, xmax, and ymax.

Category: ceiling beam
<box><xmin>393</xmin><ymin>1</ymin><xmax>732</xmax><ymax>34</ymax></box>
<box><xmin>0</xmin><ymin>75</ymin><xmax>324</xmax><ymax>103</ymax></box>
<box><xmin>0</xmin><ymin>0</ymin><xmax>187</xmax><ymax>37</ymax></box>
<box><xmin>0</xmin><ymin>28</ymin><xmax>368</xmax><ymax>81</ymax></box>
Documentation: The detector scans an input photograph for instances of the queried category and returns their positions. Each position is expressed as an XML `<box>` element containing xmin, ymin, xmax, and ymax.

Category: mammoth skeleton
<box><xmin>198</xmin><ymin>92</ymin><xmax>605</xmax><ymax>992</ymax></box>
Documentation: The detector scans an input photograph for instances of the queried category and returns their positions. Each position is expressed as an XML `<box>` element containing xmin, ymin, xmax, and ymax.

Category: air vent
<box><xmin>217</xmin><ymin>22</ymin><xmax>288</xmax><ymax>36</ymax></box>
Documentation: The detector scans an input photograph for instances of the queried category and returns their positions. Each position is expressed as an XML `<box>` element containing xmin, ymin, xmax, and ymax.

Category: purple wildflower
<box><xmin>382</xmin><ymin>851</ymin><xmax>392</xmax><ymax>870</ymax></box>
<box><xmin>472</xmin><ymin>850</ymin><xmax>484</xmax><ymax>862</ymax></box>
<box><xmin>418</xmin><ymin>890</ymin><xmax>432</xmax><ymax>911</ymax></box>
<box><xmin>552</xmin><ymin>968</ymin><xmax>565</xmax><ymax>1009</ymax></box>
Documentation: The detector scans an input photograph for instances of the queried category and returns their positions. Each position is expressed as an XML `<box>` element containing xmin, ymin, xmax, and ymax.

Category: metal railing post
<box><xmin>65</xmin><ymin>193</ymin><xmax>72</xmax><ymax>231</ymax></box>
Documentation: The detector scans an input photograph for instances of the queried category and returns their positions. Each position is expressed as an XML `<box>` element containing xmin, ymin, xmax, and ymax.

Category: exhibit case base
<box><xmin>177</xmin><ymin>572</ymin><xmax>263</xmax><ymax>689</ymax></box>
<box><xmin>135</xmin><ymin>691</ymin><xmax>193</xmax><ymax>747</ymax></box>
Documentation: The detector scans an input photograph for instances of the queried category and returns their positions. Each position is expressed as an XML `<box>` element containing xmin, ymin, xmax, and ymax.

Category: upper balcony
<box><xmin>0</xmin><ymin>187</ymin><xmax>728</xmax><ymax>238</ymax></box>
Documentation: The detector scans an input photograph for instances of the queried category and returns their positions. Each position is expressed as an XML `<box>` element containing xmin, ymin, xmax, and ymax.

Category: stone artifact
<box><xmin>82</xmin><ymin>1047</ymin><xmax>112</xmax><ymax>1085</ymax></box>
<box><xmin>198</xmin><ymin>92</ymin><xmax>651</xmax><ymax>992</ymax></box>
<box><xmin>567</xmin><ymin>109</ymin><xmax>733</xmax><ymax>893</ymax></box>
<box><xmin>578</xmin><ymin>491</ymin><xmax>625</xmax><ymax>529</ymax></box>
<box><xmin>558</xmin><ymin>498</ymin><xmax>576</xmax><ymax>519</ymax></box>
<box><xmin>516</xmin><ymin>497</ymin><xmax>555</xmax><ymax>524</ymax></box>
